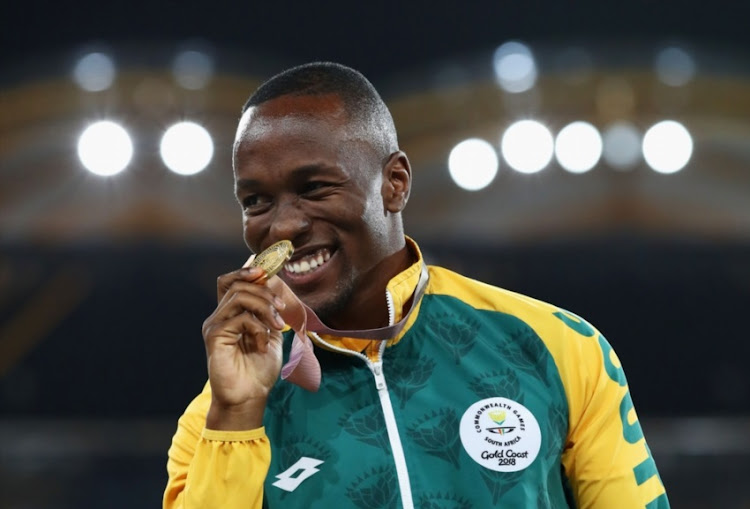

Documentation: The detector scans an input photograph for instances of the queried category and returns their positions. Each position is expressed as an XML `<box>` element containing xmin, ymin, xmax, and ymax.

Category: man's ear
<box><xmin>382</xmin><ymin>151</ymin><xmax>412</xmax><ymax>213</ymax></box>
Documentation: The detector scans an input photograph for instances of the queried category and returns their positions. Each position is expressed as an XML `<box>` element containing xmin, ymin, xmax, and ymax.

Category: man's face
<box><xmin>233</xmin><ymin>94</ymin><xmax>402</xmax><ymax>321</ymax></box>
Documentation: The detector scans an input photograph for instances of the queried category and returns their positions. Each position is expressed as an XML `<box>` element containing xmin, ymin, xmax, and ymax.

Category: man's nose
<box><xmin>268</xmin><ymin>197</ymin><xmax>311</xmax><ymax>243</ymax></box>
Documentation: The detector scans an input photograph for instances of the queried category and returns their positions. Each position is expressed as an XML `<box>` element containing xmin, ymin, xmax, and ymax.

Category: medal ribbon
<box><xmin>267</xmin><ymin>264</ymin><xmax>429</xmax><ymax>392</ymax></box>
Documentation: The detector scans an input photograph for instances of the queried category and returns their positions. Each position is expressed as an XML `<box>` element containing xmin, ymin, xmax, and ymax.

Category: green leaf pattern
<box><xmin>407</xmin><ymin>408</ymin><xmax>461</xmax><ymax>467</ymax></box>
<box><xmin>346</xmin><ymin>465</ymin><xmax>398</xmax><ymax>509</ymax></box>
<box><xmin>386</xmin><ymin>355</ymin><xmax>437</xmax><ymax>409</ymax></box>
<box><xmin>279</xmin><ymin>435</ymin><xmax>333</xmax><ymax>471</ymax></box>
<box><xmin>469</xmin><ymin>369</ymin><xmax>523</xmax><ymax>402</ymax></box>
<box><xmin>338</xmin><ymin>402</ymin><xmax>389</xmax><ymax>450</ymax></box>
<box><xmin>324</xmin><ymin>367</ymin><xmax>355</xmax><ymax>394</ymax></box>
<box><xmin>497</xmin><ymin>327</ymin><xmax>551</xmax><ymax>386</ymax></box>
<box><xmin>427</xmin><ymin>312</ymin><xmax>481</xmax><ymax>364</ymax></box>
<box><xmin>479</xmin><ymin>467</ymin><xmax>525</xmax><ymax>505</ymax></box>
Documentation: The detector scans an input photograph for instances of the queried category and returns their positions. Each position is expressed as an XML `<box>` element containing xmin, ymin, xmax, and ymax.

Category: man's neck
<box><xmin>325</xmin><ymin>243</ymin><xmax>414</xmax><ymax>331</ymax></box>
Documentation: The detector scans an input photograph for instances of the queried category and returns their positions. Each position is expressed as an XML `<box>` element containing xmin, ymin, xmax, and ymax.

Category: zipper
<box><xmin>371</xmin><ymin>342</ymin><xmax>414</xmax><ymax>509</ymax></box>
<box><xmin>308</xmin><ymin>293</ymin><xmax>415</xmax><ymax>509</ymax></box>
<box><xmin>385</xmin><ymin>289</ymin><xmax>395</xmax><ymax>327</ymax></box>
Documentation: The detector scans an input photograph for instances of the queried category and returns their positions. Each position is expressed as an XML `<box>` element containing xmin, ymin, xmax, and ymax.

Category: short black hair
<box><xmin>241</xmin><ymin>62</ymin><xmax>398</xmax><ymax>158</ymax></box>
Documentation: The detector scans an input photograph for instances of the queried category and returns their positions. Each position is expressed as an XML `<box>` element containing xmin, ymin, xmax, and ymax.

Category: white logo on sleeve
<box><xmin>272</xmin><ymin>457</ymin><xmax>324</xmax><ymax>492</ymax></box>
<box><xmin>460</xmin><ymin>397</ymin><xmax>541</xmax><ymax>472</ymax></box>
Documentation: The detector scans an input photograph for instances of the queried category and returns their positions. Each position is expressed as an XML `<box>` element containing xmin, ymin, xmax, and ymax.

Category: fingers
<box><xmin>203</xmin><ymin>310</ymin><xmax>281</xmax><ymax>353</ymax></box>
<box><xmin>204</xmin><ymin>266</ymin><xmax>287</xmax><ymax>357</ymax></box>
<box><xmin>213</xmin><ymin>312</ymin><xmax>276</xmax><ymax>354</ymax></box>
<box><xmin>238</xmin><ymin>322</ymin><xmax>275</xmax><ymax>356</ymax></box>
<box><xmin>215</xmin><ymin>281</ymin><xmax>285</xmax><ymax>328</ymax></box>
<box><xmin>216</xmin><ymin>266</ymin><xmax>265</xmax><ymax>302</ymax></box>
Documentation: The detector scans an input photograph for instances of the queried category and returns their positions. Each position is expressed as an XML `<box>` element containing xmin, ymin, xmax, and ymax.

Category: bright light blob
<box><xmin>500</xmin><ymin>120</ymin><xmax>554</xmax><ymax>174</ymax></box>
<box><xmin>642</xmin><ymin>120</ymin><xmax>693</xmax><ymax>174</ymax></box>
<box><xmin>77</xmin><ymin>121</ymin><xmax>133</xmax><ymax>176</ymax></box>
<box><xmin>655</xmin><ymin>47</ymin><xmax>696</xmax><ymax>87</ymax></box>
<box><xmin>602</xmin><ymin>122</ymin><xmax>641</xmax><ymax>169</ymax></box>
<box><xmin>493</xmin><ymin>41</ymin><xmax>537</xmax><ymax>93</ymax></box>
<box><xmin>73</xmin><ymin>52</ymin><xmax>116</xmax><ymax>92</ymax></box>
<box><xmin>448</xmin><ymin>138</ymin><xmax>499</xmax><ymax>191</ymax></box>
<box><xmin>555</xmin><ymin>121</ymin><xmax>602</xmax><ymax>174</ymax></box>
<box><xmin>160</xmin><ymin>121</ymin><xmax>214</xmax><ymax>175</ymax></box>
<box><xmin>172</xmin><ymin>50</ymin><xmax>214</xmax><ymax>90</ymax></box>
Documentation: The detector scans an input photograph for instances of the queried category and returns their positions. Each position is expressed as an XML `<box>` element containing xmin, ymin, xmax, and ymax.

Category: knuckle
<box><xmin>216</xmin><ymin>272</ymin><xmax>233</xmax><ymax>286</ymax></box>
<box><xmin>228</xmin><ymin>280</ymin><xmax>253</xmax><ymax>297</ymax></box>
<box><xmin>250</xmin><ymin>325</ymin><xmax>269</xmax><ymax>339</ymax></box>
<box><xmin>201</xmin><ymin>320</ymin><xmax>215</xmax><ymax>341</ymax></box>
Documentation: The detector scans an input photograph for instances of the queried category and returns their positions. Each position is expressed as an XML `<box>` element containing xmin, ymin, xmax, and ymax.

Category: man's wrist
<box><xmin>206</xmin><ymin>398</ymin><xmax>267</xmax><ymax>430</ymax></box>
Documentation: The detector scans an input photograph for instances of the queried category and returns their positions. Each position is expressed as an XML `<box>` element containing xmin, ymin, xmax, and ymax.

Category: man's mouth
<box><xmin>284</xmin><ymin>248</ymin><xmax>332</xmax><ymax>276</ymax></box>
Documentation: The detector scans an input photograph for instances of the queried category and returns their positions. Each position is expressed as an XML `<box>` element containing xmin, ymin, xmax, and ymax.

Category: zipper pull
<box><xmin>372</xmin><ymin>362</ymin><xmax>386</xmax><ymax>391</ymax></box>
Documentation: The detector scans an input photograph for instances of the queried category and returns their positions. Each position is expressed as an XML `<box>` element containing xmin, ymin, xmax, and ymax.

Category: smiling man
<box><xmin>164</xmin><ymin>62</ymin><xmax>669</xmax><ymax>509</ymax></box>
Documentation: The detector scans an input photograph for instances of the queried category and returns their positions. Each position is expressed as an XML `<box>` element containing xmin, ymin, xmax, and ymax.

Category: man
<box><xmin>164</xmin><ymin>62</ymin><xmax>669</xmax><ymax>508</ymax></box>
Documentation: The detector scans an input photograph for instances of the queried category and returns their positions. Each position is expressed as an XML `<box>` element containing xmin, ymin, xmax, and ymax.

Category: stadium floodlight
<box><xmin>172</xmin><ymin>50</ymin><xmax>214</xmax><ymax>90</ymax></box>
<box><xmin>73</xmin><ymin>52</ymin><xmax>116</xmax><ymax>92</ymax></box>
<box><xmin>555</xmin><ymin>121</ymin><xmax>602</xmax><ymax>174</ymax></box>
<box><xmin>160</xmin><ymin>121</ymin><xmax>214</xmax><ymax>175</ymax></box>
<box><xmin>655</xmin><ymin>47</ymin><xmax>696</xmax><ymax>87</ymax></box>
<box><xmin>501</xmin><ymin>120</ymin><xmax>554</xmax><ymax>174</ymax></box>
<box><xmin>642</xmin><ymin>120</ymin><xmax>693</xmax><ymax>174</ymax></box>
<box><xmin>77</xmin><ymin>121</ymin><xmax>133</xmax><ymax>176</ymax></box>
<box><xmin>448</xmin><ymin>138</ymin><xmax>499</xmax><ymax>191</ymax></box>
<box><xmin>493</xmin><ymin>41</ymin><xmax>537</xmax><ymax>94</ymax></box>
<box><xmin>602</xmin><ymin>122</ymin><xmax>641</xmax><ymax>170</ymax></box>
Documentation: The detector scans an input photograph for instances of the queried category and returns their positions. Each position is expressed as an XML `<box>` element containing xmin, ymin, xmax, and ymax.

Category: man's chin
<box><xmin>306</xmin><ymin>299</ymin><xmax>338</xmax><ymax>325</ymax></box>
<box><xmin>302</xmin><ymin>292</ymin><xmax>351</xmax><ymax>328</ymax></box>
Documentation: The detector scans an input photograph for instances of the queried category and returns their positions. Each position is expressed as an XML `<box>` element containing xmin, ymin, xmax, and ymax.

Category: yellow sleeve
<box><xmin>553</xmin><ymin>311</ymin><xmax>669</xmax><ymax>509</ymax></box>
<box><xmin>163</xmin><ymin>382</ymin><xmax>272</xmax><ymax>509</ymax></box>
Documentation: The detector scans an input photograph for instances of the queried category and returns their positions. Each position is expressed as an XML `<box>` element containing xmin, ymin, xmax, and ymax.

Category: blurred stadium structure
<box><xmin>1</xmin><ymin>34</ymin><xmax>749</xmax><ymax>508</ymax></box>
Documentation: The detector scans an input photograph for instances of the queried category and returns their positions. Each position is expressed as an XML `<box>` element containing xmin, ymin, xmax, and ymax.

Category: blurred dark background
<box><xmin>1</xmin><ymin>1</ymin><xmax>749</xmax><ymax>507</ymax></box>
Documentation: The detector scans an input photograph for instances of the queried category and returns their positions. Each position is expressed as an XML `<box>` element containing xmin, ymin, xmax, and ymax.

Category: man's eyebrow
<box><xmin>235</xmin><ymin>178</ymin><xmax>261</xmax><ymax>193</ymax></box>
<box><xmin>289</xmin><ymin>164</ymin><xmax>341</xmax><ymax>179</ymax></box>
<box><xmin>236</xmin><ymin>164</ymin><xmax>343</xmax><ymax>193</ymax></box>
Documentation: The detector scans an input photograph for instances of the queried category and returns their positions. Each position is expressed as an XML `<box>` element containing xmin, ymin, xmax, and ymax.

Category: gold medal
<box><xmin>250</xmin><ymin>240</ymin><xmax>294</xmax><ymax>279</ymax></box>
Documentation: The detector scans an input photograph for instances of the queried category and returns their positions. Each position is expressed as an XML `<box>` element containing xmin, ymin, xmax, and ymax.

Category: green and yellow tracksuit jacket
<box><xmin>165</xmin><ymin>240</ymin><xmax>669</xmax><ymax>508</ymax></box>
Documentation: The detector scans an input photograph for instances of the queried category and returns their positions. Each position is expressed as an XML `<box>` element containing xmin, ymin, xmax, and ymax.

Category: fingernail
<box><xmin>242</xmin><ymin>267</ymin><xmax>263</xmax><ymax>278</ymax></box>
<box><xmin>273</xmin><ymin>312</ymin><xmax>286</xmax><ymax>328</ymax></box>
<box><xmin>273</xmin><ymin>296</ymin><xmax>286</xmax><ymax>310</ymax></box>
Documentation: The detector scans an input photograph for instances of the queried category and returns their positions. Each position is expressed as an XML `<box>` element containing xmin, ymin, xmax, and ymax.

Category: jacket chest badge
<box><xmin>459</xmin><ymin>397</ymin><xmax>541</xmax><ymax>472</ymax></box>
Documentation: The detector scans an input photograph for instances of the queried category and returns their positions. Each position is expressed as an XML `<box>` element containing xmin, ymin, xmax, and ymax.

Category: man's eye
<box><xmin>242</xmin><ymin>195</ymin><xmax>271</xmax><ymax>211</ymax></box>
<box><xmin>302</xmin><ymin>182</ymin><xmax>330</xmax><ymax>195</ymax></box>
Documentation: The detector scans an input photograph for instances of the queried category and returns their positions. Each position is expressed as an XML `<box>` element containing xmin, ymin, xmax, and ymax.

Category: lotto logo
<box><xmin>272</xmin><ymin>457</ymin><xmax>324</xmax><ymax>492</ymax></box>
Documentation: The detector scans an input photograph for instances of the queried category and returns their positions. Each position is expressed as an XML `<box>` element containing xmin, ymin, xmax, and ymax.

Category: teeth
<box><xmin>285</xmin><ymin>248</ymin><xmax>331</xmax><ymax>275</ymax></box>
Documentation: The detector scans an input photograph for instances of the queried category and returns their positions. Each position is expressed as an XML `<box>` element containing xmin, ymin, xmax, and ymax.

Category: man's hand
<box><xmin>202</xmin><ymin>266</ymin><xmax>287</xmax><ymax>430</ymax></box>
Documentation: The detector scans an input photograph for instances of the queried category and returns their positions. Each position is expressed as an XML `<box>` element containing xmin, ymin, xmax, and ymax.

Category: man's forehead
<box><xmin>234</xmin><ymin>94</ymin><xmax>353</xmax><ymax>148</ymax></box>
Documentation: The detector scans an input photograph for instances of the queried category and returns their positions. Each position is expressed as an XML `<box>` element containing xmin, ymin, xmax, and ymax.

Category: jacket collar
<box><xmin>312</xmin><ymin>236</ymin><xmax>426</xmax><ymax>359</ymax></box>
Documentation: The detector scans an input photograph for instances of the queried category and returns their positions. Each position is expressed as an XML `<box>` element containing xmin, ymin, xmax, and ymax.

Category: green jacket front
<box><xmin>166</xmin><ymin>243</ymin><xmax>669</xmax><ymax>509</ymax></box>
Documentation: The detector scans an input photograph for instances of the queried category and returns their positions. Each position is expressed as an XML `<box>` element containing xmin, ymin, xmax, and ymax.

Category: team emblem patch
<box><xmin>459</xmin><ymin>397</ymin><xmax>541</xmax><ymax>472</ymax></box>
